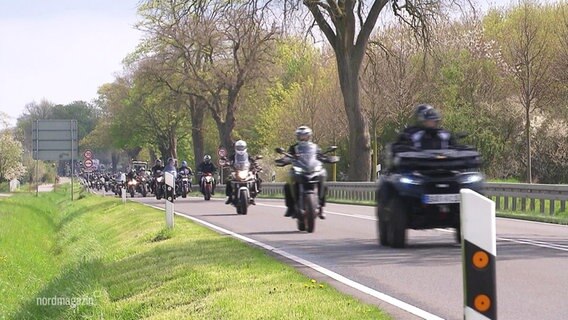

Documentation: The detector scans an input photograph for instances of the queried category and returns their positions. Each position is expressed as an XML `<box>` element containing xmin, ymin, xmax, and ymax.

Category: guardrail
<box><xmin>260</xmin><ymin>182</ymin><xmax>568</xmax><ymax>215</ymax></box>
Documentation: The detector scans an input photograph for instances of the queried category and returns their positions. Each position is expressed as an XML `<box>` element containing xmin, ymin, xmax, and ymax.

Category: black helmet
<box><xmin>422</xmin><ymin>108</ymin><xmax>441</xmax><ymax>121</ymax></box>
<box><xmin>414</xmin><ymin>104</ymin><xmax>433</xmax><ymax>122</ymax></box>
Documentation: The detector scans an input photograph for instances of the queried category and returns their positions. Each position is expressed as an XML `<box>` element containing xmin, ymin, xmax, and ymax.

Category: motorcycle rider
<box><xmin>164</xmin><ymin>157</ymin><xmax>177</xmax><ymax>178</ymax></box>
<box><xmin>393</xmin><ymin>105</ymin><xmax>456</xmax><ymax>152</ymax></box>
<box><xmin>151</xmin><ymin>159</ymin><xmax>164</xmax><ymax>194</ymax></box>
<box><xmin>177</xmin><ymin>160</ymin><xmax>193</xmax><ymax>192</ymax></box>
<box><xmin>151</xmin><ymin>159</ymin><xmax>164</xmax><ymax>174</ymax></box>
<box><xmin>224</xmin><ymin>140</ymin><xmax>261</xmax><ymax>205</ymax></box>
<box><xmin>196</xmin><ymin>155</ymin><xmax>217</xmax><ymax>195</ymax></box>
<box><xmin>281</xmin><ymin>126</ymin><xmax>326</xmax><ymax>219</ymax></box>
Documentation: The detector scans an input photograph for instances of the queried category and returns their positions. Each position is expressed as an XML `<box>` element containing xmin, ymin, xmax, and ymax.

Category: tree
<box><xmin>504</xmin><ymin>1</ymin><xmax>555</xmax><ymax>183</ymax></box>
<box><xmin>287</xmin><ymin>0</ymin><xmax>439</xmax><ymax>180</ymax></box>
<box><xmin>0</xmin><ymin>119</ymin><xmax>25</xmax><ymax>182</ymax></box>
<box><xmin>137</xmin><ymin>0</ymin><xmax>279</xmax><ymax>155</ymax></box>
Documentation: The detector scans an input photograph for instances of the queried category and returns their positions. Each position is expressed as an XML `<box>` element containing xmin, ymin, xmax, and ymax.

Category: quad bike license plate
<box><xmin>422</xmin><ymin>194</ymin><xmax>460</xmax><ymax>204</ymax></box>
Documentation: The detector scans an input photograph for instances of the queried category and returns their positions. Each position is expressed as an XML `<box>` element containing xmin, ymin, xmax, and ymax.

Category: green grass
<box><xmin>0</xmin><ymin>186</ymin><xmax>391</xmax><ymax>320</ymax></box>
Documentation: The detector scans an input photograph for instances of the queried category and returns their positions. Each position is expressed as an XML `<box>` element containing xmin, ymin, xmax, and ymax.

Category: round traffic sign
<box><xmin>84</xmin><ymin>159</ymin><xmax>93</xmax><ymax>168</ymax></box>
<box><xmin>84</xmin><ymin>149</ymin><xmax>93</xmax><ymax>159</ymax></box>
<box><xmin>218</xmin><ymin>159</ymin><xmax>226</xmax><ymax>167</ymax></box>
<box><xmin>218</xmin><ymin>148</ymin><xmax>227</xmax><ymax>157</ymax></box>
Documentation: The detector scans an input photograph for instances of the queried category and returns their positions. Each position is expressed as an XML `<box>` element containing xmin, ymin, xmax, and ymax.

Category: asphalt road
<box><xmin>124</xmin><ymin>194</ymin><xmax>568</xmax><ymax>320</ymax></box>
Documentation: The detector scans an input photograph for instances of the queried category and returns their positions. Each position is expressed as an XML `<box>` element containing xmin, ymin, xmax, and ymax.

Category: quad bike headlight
<box><xmin>399</xmin><ymin>175</ymin><xmax>423</xmax><ymax>185</ymax></box>
<box><xmin>460</xmin><ymin>173</ymin><xmax>484</xmax><ymax>184</ymax></box>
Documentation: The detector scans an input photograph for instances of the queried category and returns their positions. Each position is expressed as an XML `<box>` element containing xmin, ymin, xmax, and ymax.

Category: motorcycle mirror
<box><xmin>329</xmin><ymin>146</ymin><xmax>338</xmax><ymax>151</ymax></box>
<box><xmin>275</xmin><ymin>147</ymin><xmax>285</xmax><ymax>154</ymax></box>
<box><xmin>256</xmin><ymin>155</ymin><xmax>263</xmax><ymax>160</ymax></box>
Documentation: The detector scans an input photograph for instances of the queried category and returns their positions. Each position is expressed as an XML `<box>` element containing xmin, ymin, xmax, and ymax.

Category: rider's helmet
<box><xmin>295</xmin><ymin>126</ymin><xmax>313</xmax><ymax>142</ymax></box>
<box><xmin>155</xmin><ymin>159</ymin><xmax>162</xmax><ymax>165</ymax></box>
<box><xmin>414</xmin><ymin>104</ymin><xmax>433</xmax><ymax>123</ymax></box>
<box><xmin>181</xmin><ymin>160</ymin><xmax>187</xmax><ymax>167</ymax></box>
<box><xmin>167</xmin><ymin>158</ymin><xmax>174</xmax><ymax>165</ymax></box>
<box><xmin>203</xmin><ymin>155</ymin><xmax>211</xmax><ymax>163</ymax></box>
<box><xmin>235</xmin><ymin>140</ymin><xmax>247</xmax><ymax>154</ymax></box>
<box><xmin>421</xmin><ymin>108</ymin><xmax>441</xmax><ymax>128</ymax></box>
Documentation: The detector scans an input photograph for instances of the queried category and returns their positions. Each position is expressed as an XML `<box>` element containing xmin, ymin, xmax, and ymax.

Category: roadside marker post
<box><xmin>122</xmin><ymin>187</ymin><xmax>126</xmax><ymax>204</ymax></box>
<box><xmin>165</xmin><ymin>172</ymin><xmax>175</xmax><ymax>229</ymax></box>
<box><xmin>460</xmin><ymin>189</ymin><xmax>497</xmax><ymax>320</ymax></box>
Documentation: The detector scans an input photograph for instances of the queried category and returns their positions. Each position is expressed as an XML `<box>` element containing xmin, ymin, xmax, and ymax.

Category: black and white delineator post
<box><xmin>165</xmin><ymin>172</ymin><xmax>175</xmax><ymax>228</ymax></box>
<box><xmin>460</xmin><ymin>189</ymin><xmax>497</xmax><ymax>320</ymax></box>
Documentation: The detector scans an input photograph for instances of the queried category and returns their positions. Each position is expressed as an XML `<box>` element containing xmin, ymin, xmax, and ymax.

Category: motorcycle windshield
<box><xmin>233</xmin><ymin>152</ymin><xmax>250</xmax><ymax>171</ymax></box>
<box><xmin>293</xmin><ymin>142</ymin><xmax>321</xmax><ymax>172</ymax></box>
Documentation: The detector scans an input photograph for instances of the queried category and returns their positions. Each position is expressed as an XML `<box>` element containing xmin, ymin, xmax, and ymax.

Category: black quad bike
<box><xmin>275</xmin><ymin>144</ymin><xmax>339</xmax><ymax>233</ymax></box>
<box><xmin>376</xmin><ymin>147</ymin><xmax>483</xmax><ymax>248</ymax></box>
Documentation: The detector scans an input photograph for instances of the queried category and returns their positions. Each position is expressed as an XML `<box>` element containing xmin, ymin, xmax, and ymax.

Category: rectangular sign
<box><xmin>32</xmin><ymin>119</ymin><xmax>78</xmax><ymax>161</ymax></box>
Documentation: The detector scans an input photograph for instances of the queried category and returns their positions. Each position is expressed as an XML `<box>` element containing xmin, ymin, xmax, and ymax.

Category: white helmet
<box><xmin>295</xmin><ymin>126</ymin><xmax>313</xmax><ymax>142</ymax></box>
<box><xmin>203</xmin><ymin>155</ymin><xmax>211</xmax><ymax>163</ymax></box>
<box><xmin>235</xmin><ymin>140</ymin><xmax>247</xmax><ymax>152</ymax></box>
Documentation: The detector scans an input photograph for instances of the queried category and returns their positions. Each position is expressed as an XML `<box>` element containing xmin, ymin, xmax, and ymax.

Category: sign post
<box><xmin>461</xmin><ymin>189</ymin><xmax>497</xmax><ymax>320</ymax></box>
<box><xmin>217</xmin><ymin>147</ymin><xmax>227</xmax><ymax>185</ymax></box>
<box><xmin>165</xmin><ymin>172</ymin><xmax>175</xmax><ymax>229</ymax></box>
<box><xmin>32</xmin><ymin>120</ymin><xmax>78</xmax><ymax>200</ymax></box>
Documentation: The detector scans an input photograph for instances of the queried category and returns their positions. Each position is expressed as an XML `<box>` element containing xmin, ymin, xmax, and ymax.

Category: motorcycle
<box><xmin>225</xmin><ymin>156</ymin><xmax>262</xmax><ymax>215</ymax></box>
<box><xmin>153</xmin><ymin>170</ymin><xmax>165</xmax><ymax>200</ymax></box>
<box><xmin>275</xmin><ymin>144</ymin><xmax>339</xmax><ymax>233</ymax></box>
<box><xmin>114</xmin><ymin>173</ymin><xmax>127</xmax><ymax>197</ymax></box>
<box><xmin>127</xmin><ymin>176</ymin><xmax>138</xmax><ymax>198</ymax></box>
<box><xmin>136</xmin><ymin>172</ymin><xmax>149</xmax><ymax>197</ymax></box>
<box><xmin>176</xmin><ymin>172</ymin><xmax>192</xmax><ymax>198</ymax></box>
<box><xmin>199</xmin><ymin>172</ymin><xmax>215</xmax><ymax>201</ymax></box>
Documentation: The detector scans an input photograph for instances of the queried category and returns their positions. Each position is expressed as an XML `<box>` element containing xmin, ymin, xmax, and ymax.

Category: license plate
<box><xmin>422</xmin><ymin>194</ymin><xmax>460</xmax><ymax>204</ymax></box>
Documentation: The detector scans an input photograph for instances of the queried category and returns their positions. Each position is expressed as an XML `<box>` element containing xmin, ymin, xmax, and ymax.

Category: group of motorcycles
<box><xmin>81</xmin><ymin>145</ymin><xmax>340</xmax><ymax>234</ymax></box>
<box><xmin>82</xmin><ymin>169</ymin><xmax>198</xmax><ymax>200</ymax></box>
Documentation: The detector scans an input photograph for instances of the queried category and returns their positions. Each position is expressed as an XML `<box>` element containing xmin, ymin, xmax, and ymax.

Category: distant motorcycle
<box><xmin>200</xmin><ymin>172</ymin><xmax>215</xmax><ymax>201</ymax></box>
<box><xmin>225</xmin><ymin>156</ymin><xmax>262</xmax><ymax>215</ymax></box>
<box><xmin>275</xmin><ymin>144</ymin><xmax>339</xmax><ymax>233</ymax></box>
<box><xmin>153</xmin><ymin>170</ymin><xmax>165</xmax><ymax>200</ymax></box>
<box><xmin>176</xmin><ymin>172</ymin><xmax>192</xmax><ymax>198</ymax></box>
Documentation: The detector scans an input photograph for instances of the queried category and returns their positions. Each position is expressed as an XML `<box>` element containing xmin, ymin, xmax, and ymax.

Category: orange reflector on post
<box><xmin>474</xmin><ymin>294</ymin><xmax>491</xmax><ymax>312</ymax></box>
<box><xmin>472</xmin><ymin>251</ymin><xmax>489</xmax><ymax>269</ymax></box>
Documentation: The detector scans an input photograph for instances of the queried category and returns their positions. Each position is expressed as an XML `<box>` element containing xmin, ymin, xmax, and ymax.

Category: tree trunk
<box><xmin>168</xmin><ymin>133</ymin><xmax>177</xmax><ymax>160</ymax></box>
<box><xmin>526</xmin><ymin>105</ymin><xmax>532</xmax><ymax>183</ymax></box>
<box><xmin>336</xmin><ymin>54</ymin><xmax>371</xmax><ymax>181</ymax></box>
<box><xmin>190</xmin><ymin>104</ymin><xmax>206</xmax><ymax>168</ymax></box>
<box><xmin>111</xmin><ymin>152</ymin><xmax>120</xmax><ymax>172</ymax></box>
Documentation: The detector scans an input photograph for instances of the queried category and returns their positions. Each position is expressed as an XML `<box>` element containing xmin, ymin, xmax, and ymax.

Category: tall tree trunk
<box><xmin>190</xmin><ymin>102</ymin><xmax>206</xmax><ymax>168</ymax></box>
<box><xmin>526</xmin><ymin>104</ymin><xmax>532</xmax><ymax>183</ymax></box>
<box><xmin>336</xmin><ymin>54</ymin><xmax>371</xmax><ymax>181</ymax></box>
<box><xmin>168</xmin><ymin>133</ymin><xmax>177</xmax><ymax>160</ymax></box>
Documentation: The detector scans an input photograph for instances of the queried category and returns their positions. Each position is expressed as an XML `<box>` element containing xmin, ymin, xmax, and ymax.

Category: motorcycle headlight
<box><xmin>293</xmin><ymin>166</ymin><xmax>303</xmax><ymax>174</ymax></box>
<box><xmin>237</xmin><ymin>170</ymin><xmax>248</xmax><ymax>180</ymax></box>
<box><xmin>314</xmin><ymin>164</ymin><xmax>323</xmax><ymax>172</ymax></box>
<box><xmin>157</xmin><ymin>177</ymin><xmax>163</xmax><ymax>182</ymax></box>
<box><xmin>460</xmin><ymin>173</ymin><xmax>484</xmax><ymax>184</ymax></box>
<box><xmin>399</xmin><ymin>175</ymin><xmax>422</xmax><ymax>185</ymax></box>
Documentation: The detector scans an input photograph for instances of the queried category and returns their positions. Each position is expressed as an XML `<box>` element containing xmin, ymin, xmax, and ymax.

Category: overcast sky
<box><xmin>0</xmin><ymin>0</ymin><xmax>515</xmax><ymax>127</ymax></box>
<box><xmin>0</xmin><ymin>0</ymin><xmax>142</xmax><ymax>126</ymax></box>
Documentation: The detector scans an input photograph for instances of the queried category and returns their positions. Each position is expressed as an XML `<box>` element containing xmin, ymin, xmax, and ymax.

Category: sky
<box><xmin>0</xmin><ymin>0</ymin><xmax>516</xmax><ymax>128</ymax></box>
<box><xmin>0</xmin><ymin>0</ymin><xmax>142</xmax><ymax>126</ymax></box>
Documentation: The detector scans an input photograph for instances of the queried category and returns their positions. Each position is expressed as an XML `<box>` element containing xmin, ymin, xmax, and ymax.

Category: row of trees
<box><xmin>8</xmin><ymin>0</ymin><xmax>568</xmax><ymax>183</ymax></box>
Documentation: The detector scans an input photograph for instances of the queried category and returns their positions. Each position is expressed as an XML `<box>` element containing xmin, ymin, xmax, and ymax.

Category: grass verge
<box><xmin>0</xmin><ymin>186</ymin><xmax>391</xmax><ymax>320</ymax></box>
